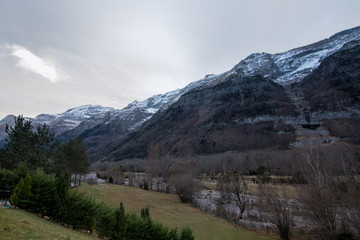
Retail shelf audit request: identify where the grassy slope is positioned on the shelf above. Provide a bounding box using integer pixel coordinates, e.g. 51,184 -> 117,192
0,207 -> 99,240
78,183 -> 273,240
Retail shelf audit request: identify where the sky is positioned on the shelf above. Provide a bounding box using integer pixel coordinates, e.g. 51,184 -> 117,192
0,0 -> 359,119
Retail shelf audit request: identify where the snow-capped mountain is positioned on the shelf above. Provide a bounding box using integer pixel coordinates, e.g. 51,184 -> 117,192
102,26 -> 360,160
183,26 -> 360,91
1,26 -> 360,161
110,88 -> 182,130
0,105 -> 115,145
34,105 -> 115,130
151,27 -> 360,113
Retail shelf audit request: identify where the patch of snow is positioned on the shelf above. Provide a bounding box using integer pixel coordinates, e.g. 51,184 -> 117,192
146,108 -> 158,114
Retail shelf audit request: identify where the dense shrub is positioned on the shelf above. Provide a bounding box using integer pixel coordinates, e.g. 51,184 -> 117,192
9,173 -> 31,208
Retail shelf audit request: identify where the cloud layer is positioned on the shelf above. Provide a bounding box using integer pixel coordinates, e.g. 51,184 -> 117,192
8,44 -> 59,83
0,1 -> 359,119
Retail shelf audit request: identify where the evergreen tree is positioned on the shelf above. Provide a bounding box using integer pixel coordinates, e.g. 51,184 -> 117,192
180,227 -> 194,240
10,173 -> 32,208
141,207 -> 150,218
1,115 -> 55,170
168,229 -> 179,240
27,169 -> 57,216
96,206 -> 116,238
109,176 -> 114,184
3,116 -> 34,169
8,163 -> 29,187
60,137 -> 89,185
32,124 -> 56,170
111,202 -> 126,240
9,177 -> 24,207
53,171 -> 70,221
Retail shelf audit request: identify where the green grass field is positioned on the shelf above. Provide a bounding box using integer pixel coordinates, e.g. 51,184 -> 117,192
78,183 -> 273,240
0,207 -> 99,240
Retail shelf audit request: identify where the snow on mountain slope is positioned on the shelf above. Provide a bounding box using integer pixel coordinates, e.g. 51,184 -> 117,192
272,27 -> 360,84
168,26 -> 358,98
124,89 -> 181,115
103,89 -> 182,130
0,105 -> 115,143
1,26 -> 359,146
156,27 -> 359,113
32,105 -> 115,130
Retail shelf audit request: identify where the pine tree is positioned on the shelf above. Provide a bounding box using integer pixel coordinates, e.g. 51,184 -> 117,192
112,202 -> 126,239
28,169 -> 57,217
3,116 -> 34,169
141,207 -> 150,218
53,171 -> 70,221
10,173 -> 32,208
9,177 -> 23,206
2,115 -> 55,170
32,124 -> 56,170
180,227 -> 194,240
60,137 -> 89,185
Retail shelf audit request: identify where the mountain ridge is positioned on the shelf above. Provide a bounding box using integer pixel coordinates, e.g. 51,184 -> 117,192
1,26 -> 360,161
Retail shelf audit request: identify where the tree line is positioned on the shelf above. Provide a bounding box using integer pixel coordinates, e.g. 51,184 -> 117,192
0,115 -> 89,178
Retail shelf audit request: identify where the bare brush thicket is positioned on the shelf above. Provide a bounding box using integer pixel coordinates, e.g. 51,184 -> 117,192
109,166 -> 124,184
146,142 -> 199,202
299,144 -> 360,240
258,185 -> 295,240
217,157 -> 251,220
169,173 -> 199,203
146,142 -> 171,191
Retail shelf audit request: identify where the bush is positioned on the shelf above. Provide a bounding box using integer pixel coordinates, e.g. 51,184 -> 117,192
181,226 -> 195,240
10,173 -> 32,208
0,168 -> 14,188
170,173 -> 199,203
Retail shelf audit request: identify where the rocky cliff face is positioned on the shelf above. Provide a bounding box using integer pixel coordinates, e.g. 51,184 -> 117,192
105,75 -> 298,160
102,27 -> 360,161
302,42 -> 360,112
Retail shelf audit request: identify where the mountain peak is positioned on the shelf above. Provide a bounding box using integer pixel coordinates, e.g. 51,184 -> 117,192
229,25 -> 360,85
1,26 -> 360,160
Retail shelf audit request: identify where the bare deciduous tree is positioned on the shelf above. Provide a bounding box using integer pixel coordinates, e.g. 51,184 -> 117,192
218,169 -> 250,220
300,146 -> 340,239
258,185 -> 294,240
169,173 -> 199,203
299,145 -> 360,240
217,157 -> 251,220
146,142 -> 170,191
108,166 -> 124,184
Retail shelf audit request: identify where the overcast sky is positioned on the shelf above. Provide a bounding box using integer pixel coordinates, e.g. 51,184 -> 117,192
0,0 -> 359,119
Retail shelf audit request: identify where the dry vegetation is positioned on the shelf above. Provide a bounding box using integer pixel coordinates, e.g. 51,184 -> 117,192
90,141 -> 360,240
